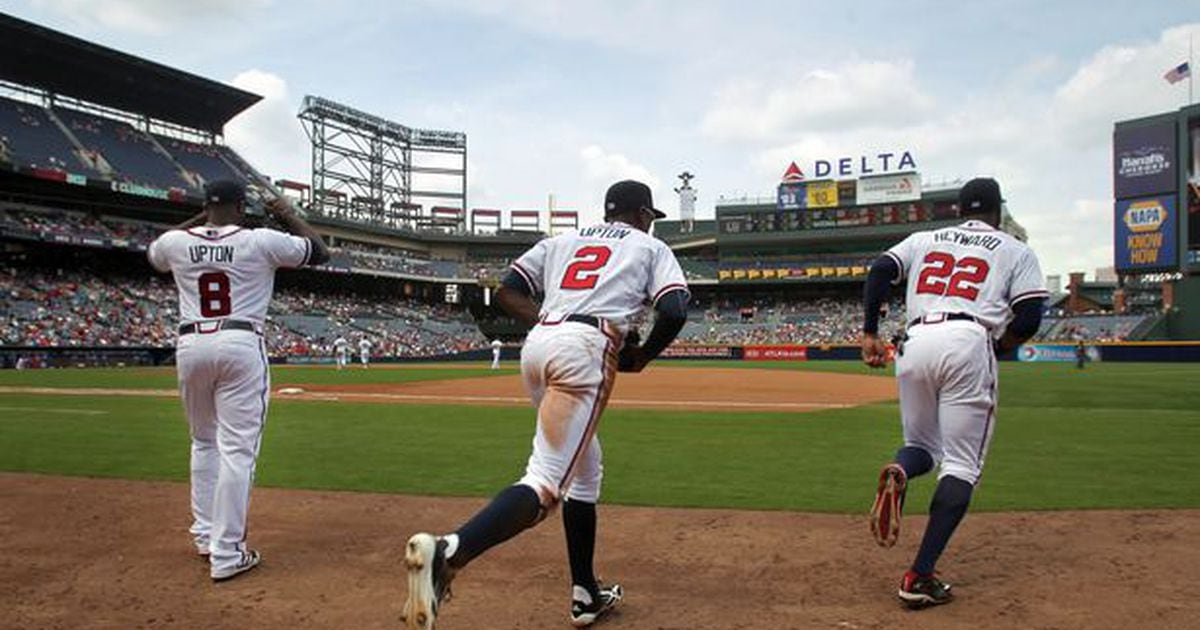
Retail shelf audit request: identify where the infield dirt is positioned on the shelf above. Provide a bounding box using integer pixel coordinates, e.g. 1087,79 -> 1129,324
3,473 -> 1196,630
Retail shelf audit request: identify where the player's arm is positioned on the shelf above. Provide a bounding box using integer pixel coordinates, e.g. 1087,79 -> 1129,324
172,210 -> 208,230
620,288 -> 689,373
495,270 -> 541,329
994,297 -> 1045,354
264,197 -> 330,266
860,253 -> 902,368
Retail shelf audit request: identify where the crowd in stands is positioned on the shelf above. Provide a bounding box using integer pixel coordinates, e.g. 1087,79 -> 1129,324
675,296 -> 905,346
0,206 -> 159,246
0,267 -> 488,358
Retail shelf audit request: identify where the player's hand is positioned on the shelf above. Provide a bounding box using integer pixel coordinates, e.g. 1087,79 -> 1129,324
264,197 -> 294,218
618,344 -> 649,373
860,333 -> 889,369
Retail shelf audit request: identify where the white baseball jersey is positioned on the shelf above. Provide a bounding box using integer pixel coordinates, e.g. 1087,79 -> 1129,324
334,337 -> 349,352
509,221 -> 688,331
491,339 -> 503,352
148,225 -> 312,325
359,339 -> 372,353
885,220 -> 1048,331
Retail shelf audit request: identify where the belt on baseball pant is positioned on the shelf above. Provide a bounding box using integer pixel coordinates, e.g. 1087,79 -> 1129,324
178,319 -> 262,335
907,312 -> 979,329
539,314 -> 603,330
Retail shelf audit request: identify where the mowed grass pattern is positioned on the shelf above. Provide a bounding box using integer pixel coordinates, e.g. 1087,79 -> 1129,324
0,362 -> 1197,512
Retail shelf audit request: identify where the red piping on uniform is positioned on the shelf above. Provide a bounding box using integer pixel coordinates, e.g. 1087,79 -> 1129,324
652,283 -> 689,305
510,263 -> 536,293
1009,289 -> 1050,305
557,337 -> 618,494
186,227 -> 244,241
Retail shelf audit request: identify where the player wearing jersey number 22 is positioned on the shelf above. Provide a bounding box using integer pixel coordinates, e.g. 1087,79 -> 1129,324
861,178 -> 1049,608
148,181 -> 329,582
401,180 -> 690,629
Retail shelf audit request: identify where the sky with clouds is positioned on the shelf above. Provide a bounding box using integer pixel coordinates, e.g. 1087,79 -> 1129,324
5,0 -> 1200,278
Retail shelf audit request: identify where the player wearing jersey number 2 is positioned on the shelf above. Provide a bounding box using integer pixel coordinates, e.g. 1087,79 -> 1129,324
861,178 -> 1048,608
402,180 -> 690,629
148,181 -> 329,581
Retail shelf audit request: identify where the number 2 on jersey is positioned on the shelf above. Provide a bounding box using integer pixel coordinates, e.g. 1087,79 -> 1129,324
198,271 -> 232,317
560,246 -> 612,290
915,252 -> 990,301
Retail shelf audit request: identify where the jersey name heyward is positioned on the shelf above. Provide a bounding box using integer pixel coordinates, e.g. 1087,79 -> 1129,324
932,231 -> 1003,251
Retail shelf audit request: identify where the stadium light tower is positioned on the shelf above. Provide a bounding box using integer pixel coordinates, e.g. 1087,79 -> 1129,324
298,95 -> 467,231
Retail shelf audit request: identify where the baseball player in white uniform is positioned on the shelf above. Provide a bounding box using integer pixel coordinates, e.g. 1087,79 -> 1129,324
403,180 -> 690,629
358,337 -> 372,368
861,178 -> 1048,608
148,181 -> 329,582
333,335 -> 350,370
490,338 -> 503,369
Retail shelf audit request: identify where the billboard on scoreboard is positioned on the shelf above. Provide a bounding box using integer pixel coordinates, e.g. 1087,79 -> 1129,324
806,180 -> 838,208
1113,120 -> 1176,199
777,182 -> 806,210
1114,195 -> 1178,273
857,172 -> 921,204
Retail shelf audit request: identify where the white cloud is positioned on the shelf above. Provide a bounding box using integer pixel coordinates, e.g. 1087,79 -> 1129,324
579,144 -> 660,190
223,69 -> 309,183
701,60 -> 936,142
1051,23 -> 1200,149
30,0 -> 270,35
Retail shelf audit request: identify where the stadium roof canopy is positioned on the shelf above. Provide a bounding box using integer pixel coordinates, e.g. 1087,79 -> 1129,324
0,13 -> 261,133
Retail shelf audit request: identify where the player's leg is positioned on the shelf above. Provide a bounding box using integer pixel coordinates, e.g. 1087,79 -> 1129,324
176,336 -> 219,556
563,436 -> 622,626
903,324 -> 994,607
872,330 -> 940,547
208,332 -> 270,580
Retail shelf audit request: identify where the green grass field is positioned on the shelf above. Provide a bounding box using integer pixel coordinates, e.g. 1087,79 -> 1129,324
1,361 -> 1197,513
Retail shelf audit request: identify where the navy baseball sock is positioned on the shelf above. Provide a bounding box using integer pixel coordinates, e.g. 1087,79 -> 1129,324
562,498 -> 598,590
895,446 -> 934,479
912,475 -> 974,576
449,484 -> 542,569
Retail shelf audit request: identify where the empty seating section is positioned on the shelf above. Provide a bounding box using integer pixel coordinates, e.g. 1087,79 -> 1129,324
55,108 -> 188,189
0,97 -> 85,171
156,135 -> 246,186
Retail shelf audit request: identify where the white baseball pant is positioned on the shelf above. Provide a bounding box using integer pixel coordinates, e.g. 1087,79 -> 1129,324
175,328 -> 270,577
896,320 -> 997,485
517,320 -> 620,506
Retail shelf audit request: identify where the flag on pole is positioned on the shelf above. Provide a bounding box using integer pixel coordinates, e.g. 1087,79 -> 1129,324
1164,61 -> 1190,84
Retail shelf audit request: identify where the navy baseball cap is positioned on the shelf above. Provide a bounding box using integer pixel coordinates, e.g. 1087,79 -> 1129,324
605,180 -> 666,220
205,179 -> 247,205
958,177 -> 1003,216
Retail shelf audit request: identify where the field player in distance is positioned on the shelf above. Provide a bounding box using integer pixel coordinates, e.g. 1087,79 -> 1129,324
148,180 -> 329,581
861,177 -> 1048,608
402,180 -> 691,629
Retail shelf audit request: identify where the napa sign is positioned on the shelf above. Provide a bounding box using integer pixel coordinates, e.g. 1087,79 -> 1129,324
787,151 -> 917,180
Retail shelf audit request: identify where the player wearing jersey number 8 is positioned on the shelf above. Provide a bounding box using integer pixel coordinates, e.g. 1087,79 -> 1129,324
148,181 -> 329,582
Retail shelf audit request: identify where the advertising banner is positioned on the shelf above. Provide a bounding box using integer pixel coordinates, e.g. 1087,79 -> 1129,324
777,182 -> 806,210
856,172 -> 922,204
1113,121 -> 1176,198
1017,344 -> 1100,363
806,180 -> 839,208
1114,195 -> 1179,272
743,345 -> 808,361
660,345 -> 735,359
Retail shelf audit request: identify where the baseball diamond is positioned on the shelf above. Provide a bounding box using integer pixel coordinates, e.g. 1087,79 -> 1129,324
1,8 -> 1200,630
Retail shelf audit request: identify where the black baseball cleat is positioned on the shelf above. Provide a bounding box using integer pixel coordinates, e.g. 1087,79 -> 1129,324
898,570 -> 953,609
570,582 -> 623,627
402,533 -> 457,630
871,463 -> 907,547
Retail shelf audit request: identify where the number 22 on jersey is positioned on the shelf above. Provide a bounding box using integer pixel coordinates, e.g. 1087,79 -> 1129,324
915,252 -> 990,301
560,246 -> 612,290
